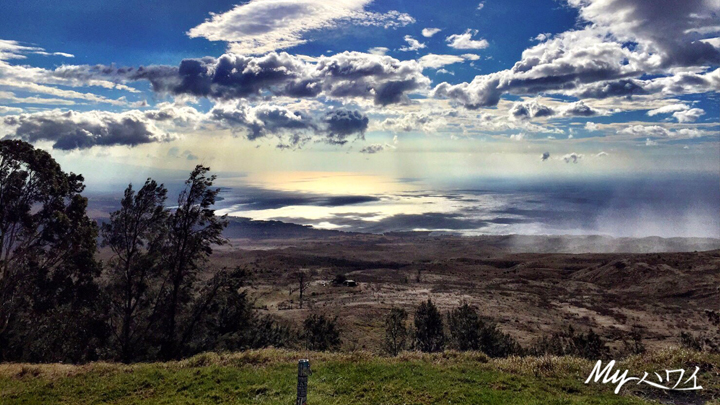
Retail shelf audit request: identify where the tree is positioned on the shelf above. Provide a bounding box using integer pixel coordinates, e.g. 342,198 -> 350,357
413,299 -> 445,353
101,179 -> 168,362
447,303 -> 481,351
0,140 -> 105,362
303,314 -> 341,351
383,307 -> 408,356
157,165 -> 228,360
292,270 -> 311,309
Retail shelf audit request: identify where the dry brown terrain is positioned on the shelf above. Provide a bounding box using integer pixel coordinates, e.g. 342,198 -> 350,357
206,233 -> 720,353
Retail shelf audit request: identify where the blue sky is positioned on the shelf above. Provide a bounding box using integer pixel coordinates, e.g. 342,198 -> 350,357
1,0 -> 719,236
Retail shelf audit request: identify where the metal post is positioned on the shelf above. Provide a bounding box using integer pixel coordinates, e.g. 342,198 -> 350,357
296,359 -> 311,405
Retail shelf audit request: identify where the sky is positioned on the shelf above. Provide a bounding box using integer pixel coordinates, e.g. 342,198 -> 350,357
1,0 -> 719,237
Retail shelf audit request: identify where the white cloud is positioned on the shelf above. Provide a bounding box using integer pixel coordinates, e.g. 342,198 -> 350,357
461,53 -> 480,61
418,54 -> 464,69
509,133 -> 526,141
673,108 -> 705,123
585,122 -> 599,131
399,35 -> 426,52
647,103 -> 689,116
645,138 -> 658,146
477,2 -> 485,10
368,47 -> 389,55
187,0 -> 414,54
446,29 -> 489,50
0,105 -> 23,114
422,28 -> 442,38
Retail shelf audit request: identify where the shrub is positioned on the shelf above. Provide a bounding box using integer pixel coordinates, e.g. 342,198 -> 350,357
531,326 -> 610,359
447,303 -> 481,351
413,299 -> 445,353
303,314 -> 341,351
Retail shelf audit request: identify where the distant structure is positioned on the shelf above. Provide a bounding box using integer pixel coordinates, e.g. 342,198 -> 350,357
343,280 -> 358,287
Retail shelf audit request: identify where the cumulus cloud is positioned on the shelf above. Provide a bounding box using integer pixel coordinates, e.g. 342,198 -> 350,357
379,112 -> 442,133
359,143 -> 387,153
432,0 -> 720,109
509,99 -> 555,120
560,100 -> 606,117
446,29 -> 489,50
399,35 -> 426,52
509,133 -> 526,141
672,108 -> 705,123
422,28 -> 442,38
324,109 -> 369,144
209,102 -> 367,146
619,124 -> 671,138
56,51 -> 430,106
477,2 -> 485,10
567,0 -> 720,68
585,122 -> 599,131
533,33 -> 552,42
186,0 -> 415,54
210,101 -> 316,141
562,152 -> 583,163
645,138 -> 658,146
3,109 -> 172,150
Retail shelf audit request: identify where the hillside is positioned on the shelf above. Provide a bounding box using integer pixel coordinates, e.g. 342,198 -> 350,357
2,349 -> 718,404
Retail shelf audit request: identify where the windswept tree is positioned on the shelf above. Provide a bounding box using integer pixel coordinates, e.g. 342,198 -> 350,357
157,165 -> 228,360
0,140 -> 105,362
101,179 -> 168,362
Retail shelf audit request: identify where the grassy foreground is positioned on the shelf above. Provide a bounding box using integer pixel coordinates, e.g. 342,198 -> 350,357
1,349 -> 718,404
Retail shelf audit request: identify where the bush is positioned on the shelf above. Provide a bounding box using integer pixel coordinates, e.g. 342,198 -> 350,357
531,326 -> 610,359
447,303 -> 481,351
303,314 -> 341,351
332,274 -> 347,286
413,299 -> 445,353
384,307 -> 408,356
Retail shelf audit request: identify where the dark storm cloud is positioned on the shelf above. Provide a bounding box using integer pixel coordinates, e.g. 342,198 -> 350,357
54,51 -> 429,106
324,109 -> 369,144
3,110 -> 169,150
209,103 -> 368,145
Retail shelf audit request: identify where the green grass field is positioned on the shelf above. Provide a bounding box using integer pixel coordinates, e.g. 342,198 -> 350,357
1,349 -> 717,404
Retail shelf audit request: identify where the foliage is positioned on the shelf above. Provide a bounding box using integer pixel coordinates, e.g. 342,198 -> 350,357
531,326 -> 610,360
447,303 -> 522,357
0,140 -> 106,363
302,314 -> 341,351
101,179 -> 168,362
413,299 -> 445,353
